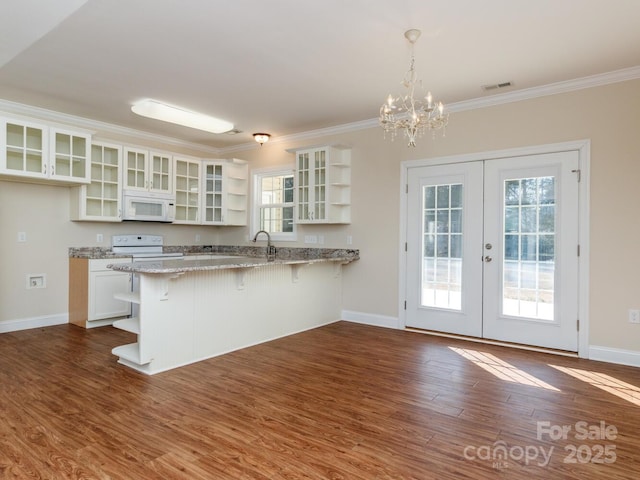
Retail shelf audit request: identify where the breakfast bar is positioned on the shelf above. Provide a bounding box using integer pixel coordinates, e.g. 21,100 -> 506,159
107,248 -> 358,374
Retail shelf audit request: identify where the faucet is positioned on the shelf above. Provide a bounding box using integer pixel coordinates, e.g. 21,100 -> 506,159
252,230 -> 276,260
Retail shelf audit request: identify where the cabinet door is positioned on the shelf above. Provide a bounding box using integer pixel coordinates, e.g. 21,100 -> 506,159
296,148 -> 327,223
50,128 -> 90,183
123,147 -> 148,190
0,119 -> 48,179
149,151 -> 172,193
89,270 -> 132,321
203,162 -> 224,224
174,157 -> 201,223
297,151 -> 311,222
77,142 -> 122,221
312,149 -> 327,221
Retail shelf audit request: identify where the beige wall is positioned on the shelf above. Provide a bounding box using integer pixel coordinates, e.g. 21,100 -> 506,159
1,79 -> 639,354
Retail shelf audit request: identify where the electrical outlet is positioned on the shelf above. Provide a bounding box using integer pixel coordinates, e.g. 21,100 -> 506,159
17,232 -> 26,243
346,235 -> 353,245
96,233 -> 104,243
304,235 -> 318,244
318,235 -> 325,245
195,234 -> 201,242
629,309 -> 640,324
26,274 -> 46,289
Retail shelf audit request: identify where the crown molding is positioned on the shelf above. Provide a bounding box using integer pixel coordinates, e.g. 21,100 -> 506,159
0,99 -> 223,155
447,65 -> 640,113
2,66 -> 639,156
221,66 -> 640,154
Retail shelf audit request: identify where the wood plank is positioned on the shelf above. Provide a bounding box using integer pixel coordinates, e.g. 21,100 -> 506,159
0,321 -> 639,478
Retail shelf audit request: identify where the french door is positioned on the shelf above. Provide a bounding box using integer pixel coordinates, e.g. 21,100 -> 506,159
405,151 -> 580,351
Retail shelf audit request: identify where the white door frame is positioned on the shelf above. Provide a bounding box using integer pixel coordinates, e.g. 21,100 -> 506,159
399,140 -> 590,358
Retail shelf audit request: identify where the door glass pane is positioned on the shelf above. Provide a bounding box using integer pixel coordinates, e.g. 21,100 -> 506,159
421,183 -> 463,310
502,176 -> 555,320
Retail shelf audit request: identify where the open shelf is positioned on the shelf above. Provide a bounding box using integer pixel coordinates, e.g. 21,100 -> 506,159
113,291 -> 140,304
113,317 -> 140,334
112,343 -> 149,365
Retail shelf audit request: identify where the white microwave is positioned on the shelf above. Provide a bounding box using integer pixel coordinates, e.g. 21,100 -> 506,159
122,190 -> 176,222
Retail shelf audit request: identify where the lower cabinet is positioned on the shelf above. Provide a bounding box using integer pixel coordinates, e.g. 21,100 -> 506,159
69,257 -> 132,328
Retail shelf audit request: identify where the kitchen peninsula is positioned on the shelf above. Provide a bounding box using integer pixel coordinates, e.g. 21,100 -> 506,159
105,247 -> 358,374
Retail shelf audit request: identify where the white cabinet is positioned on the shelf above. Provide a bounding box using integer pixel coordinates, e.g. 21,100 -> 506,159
0,117 -> 91,184
50,127 -> 91,183
172,158 -> 248,225
1,118 -> 47,179
90,259 -> 132,321
123,147 -> 172,194
69,257 -> 132,328
202,159 -> 248,225
174,156 -> 201,224
70,142 -> 123,221
295,146 -> 351,224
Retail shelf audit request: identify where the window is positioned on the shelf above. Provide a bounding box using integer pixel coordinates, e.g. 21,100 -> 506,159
252,167 -> 296,241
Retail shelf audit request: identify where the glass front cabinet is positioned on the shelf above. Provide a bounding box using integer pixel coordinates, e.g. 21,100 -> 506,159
71,142 -> 123,221
174,156 -> 201,224
295,146 -> 351,224
173,157 -> 248,226
202,159 -> 248,226
1,117 -> 91,184
123,147 -> 172,194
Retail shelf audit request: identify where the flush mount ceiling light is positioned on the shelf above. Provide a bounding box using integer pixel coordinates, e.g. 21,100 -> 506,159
379,29 -> 448,147
253,133 -> 271,146
131,99 -> 233,134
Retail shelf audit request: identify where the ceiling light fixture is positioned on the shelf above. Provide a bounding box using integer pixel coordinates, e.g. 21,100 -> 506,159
379,29 -> 448,147
253,133 -> 271,146
131,99 -> 234,134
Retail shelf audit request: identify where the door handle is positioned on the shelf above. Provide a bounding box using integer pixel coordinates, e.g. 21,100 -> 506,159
484,255 -> 493,262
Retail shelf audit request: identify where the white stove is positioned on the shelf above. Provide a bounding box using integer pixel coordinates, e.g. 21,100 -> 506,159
112,234 -> 183,260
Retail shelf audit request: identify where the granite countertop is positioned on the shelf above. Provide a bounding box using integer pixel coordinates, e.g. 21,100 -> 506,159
69,245 -> 359,273
108,252 -> 358,274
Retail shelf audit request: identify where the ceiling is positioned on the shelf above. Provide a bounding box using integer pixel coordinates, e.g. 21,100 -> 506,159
1,0 -> 640,150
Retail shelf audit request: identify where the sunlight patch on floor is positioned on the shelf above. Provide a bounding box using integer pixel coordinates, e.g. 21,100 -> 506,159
450,346 -> 560,391
549,365 -> 640,406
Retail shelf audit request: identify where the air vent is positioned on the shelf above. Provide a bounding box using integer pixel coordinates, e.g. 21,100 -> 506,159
481,81 -> 513,92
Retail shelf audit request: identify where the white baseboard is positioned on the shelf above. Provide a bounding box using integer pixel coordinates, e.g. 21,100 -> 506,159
588,345 -> 640,368
341,311 -> 640,369
341,310 -> 400,329
0,313 -> 68,333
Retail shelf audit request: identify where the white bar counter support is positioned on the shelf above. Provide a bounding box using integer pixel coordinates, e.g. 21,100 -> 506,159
112,261 -> 345,374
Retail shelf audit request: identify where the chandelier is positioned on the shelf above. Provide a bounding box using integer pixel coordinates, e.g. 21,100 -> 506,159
379,29 -> 448,147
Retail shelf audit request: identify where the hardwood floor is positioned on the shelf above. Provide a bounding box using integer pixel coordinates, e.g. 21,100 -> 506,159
1,321 -> 639,479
